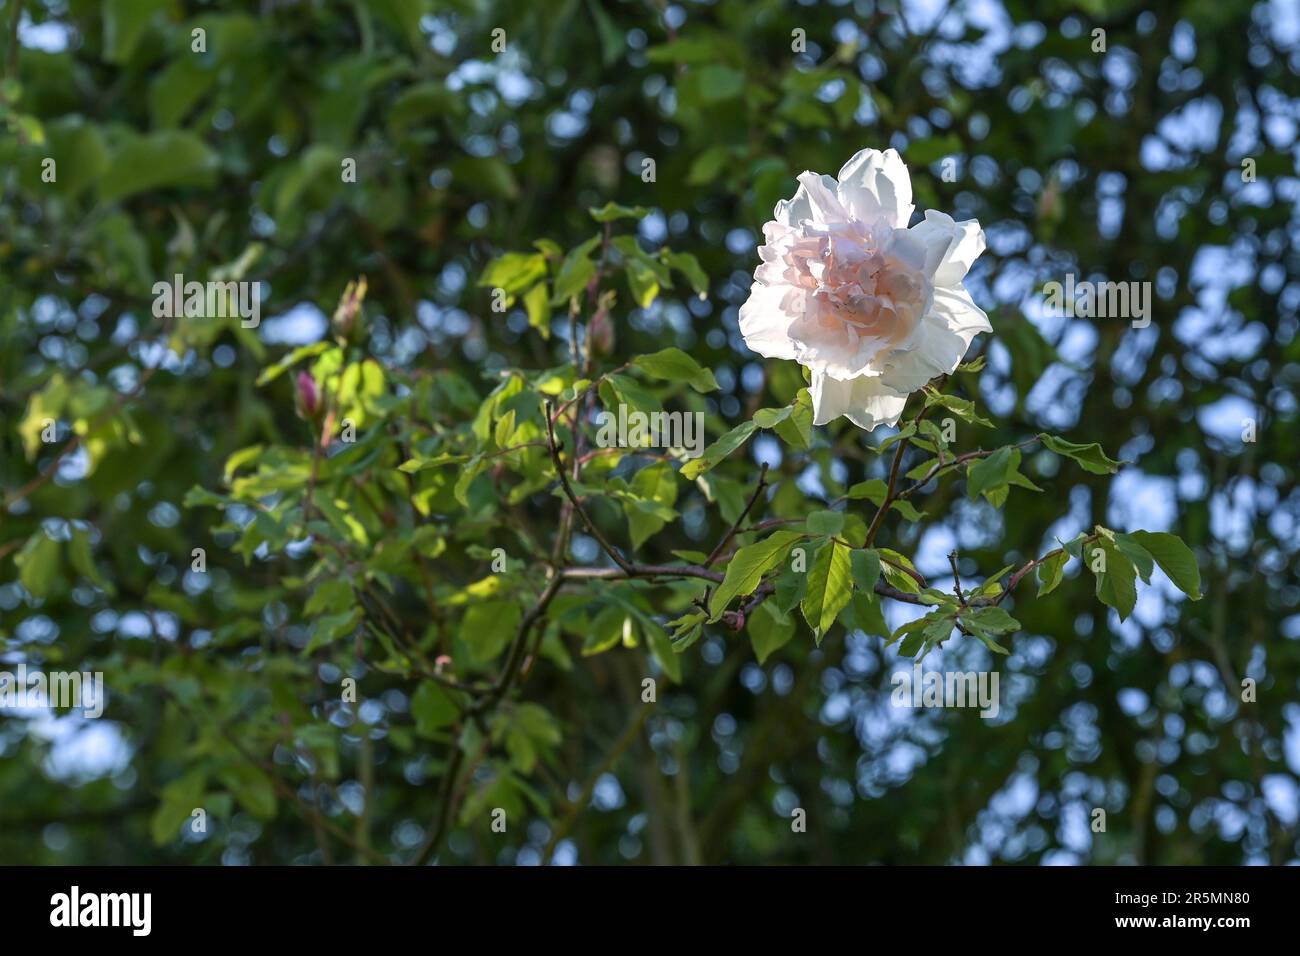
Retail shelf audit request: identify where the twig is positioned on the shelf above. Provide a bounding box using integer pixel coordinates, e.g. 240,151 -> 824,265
949,551 -> 966,606
862,427 -> 913,548
704,462 -> 769,567
544,400 -> 633,573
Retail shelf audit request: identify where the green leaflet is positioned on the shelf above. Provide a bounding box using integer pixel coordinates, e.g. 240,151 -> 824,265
708,530 -> 804,621
1126,530 -> 1202,600
681,421 -> 758,480
800,538 -> 853,644
749,602 -> 796,664
1036,550 -> 1069,596
1040,434 -> 1122,475
1089,539 -> 1137,621
632,347 -> 718,392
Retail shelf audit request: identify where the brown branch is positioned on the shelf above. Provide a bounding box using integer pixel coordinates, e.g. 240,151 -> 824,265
895,437 -> 1041,501
705,462 -> 769,567
949,551 -> 966,606
862,428 -> 913,548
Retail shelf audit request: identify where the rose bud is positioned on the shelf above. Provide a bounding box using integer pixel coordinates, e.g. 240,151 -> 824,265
333,275 -> 367,343
295,370 -> 322,420
588,302 -> 615,358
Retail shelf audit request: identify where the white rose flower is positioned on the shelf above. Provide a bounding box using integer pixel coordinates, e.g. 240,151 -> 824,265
739,147 -> 990,430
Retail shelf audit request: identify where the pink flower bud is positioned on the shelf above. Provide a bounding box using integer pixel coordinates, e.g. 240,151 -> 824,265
295,371 -> 321,419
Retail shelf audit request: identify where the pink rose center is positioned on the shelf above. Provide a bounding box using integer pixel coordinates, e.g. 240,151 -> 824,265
796,223 -> 929,358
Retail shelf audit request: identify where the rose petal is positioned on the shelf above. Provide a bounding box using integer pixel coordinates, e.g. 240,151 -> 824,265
739,280 -> 800,360
774,171 -> 846,227
877,286 -> 991,393
836,148 -> 915,229
811,371 -> 909,430
907,210 -> 986,287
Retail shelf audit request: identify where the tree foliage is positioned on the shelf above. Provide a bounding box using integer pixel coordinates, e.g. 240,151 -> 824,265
1,0 -> 1297,865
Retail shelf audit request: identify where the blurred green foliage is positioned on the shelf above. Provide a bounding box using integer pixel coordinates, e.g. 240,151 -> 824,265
1,0 -> 1297,865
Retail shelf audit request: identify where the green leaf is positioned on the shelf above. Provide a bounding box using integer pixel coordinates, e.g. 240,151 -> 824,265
1127,531 -> 1202,600
890,610 -> 956,659
1089,540 -> 1137,621
306,607 -> 362,652
1113,533 -> 1155,583
151,772 -> 205,845
971,632 -> 1011,655
850,548 -> 882,595
749,602 -> 796,664
632,347 -> 719,392
967,446 -> 1015,500
891,499 -> 926,522
1040,434 -> 1122,475
411,682 -> 459,737
962,605 -> 1020,635
589,202 -> 650,222
843,590 -> 887,637
708,530 -> 803,620
645,37 -> 722,63
219,764 -> 278,821
771,563 -> 807,615
478,252 -> 547,296
1036,550 -> 1069,596
100,131 -> 220,204
103,0 -> 169,63
805,510 -> 844,536
753,404 -> 793,428
800,539 -> 853,644
256,342 -> 332,386
878,549 -> 922,595
687,144 -> 732,185
523,282 -> 551,338
463,601 -> 523,664
878,423 -> 917,452
771,389 -> 813,449
662,249 -> 709,296
67,527 -> 111,592
623,461 -> 679,548
695,65 -> 746,101
681,421 -> 757,480
845,479 -> 887,503
667,611 -> 706,652
552,236 -> 601,302
625,257 -> 660,308
923,388 -> 992,427
15,532 -> 61,599
648,626 -> 683,682
581,607 -> 627,656
304,579 -> 353,616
